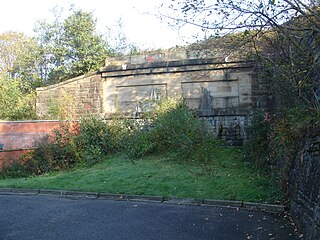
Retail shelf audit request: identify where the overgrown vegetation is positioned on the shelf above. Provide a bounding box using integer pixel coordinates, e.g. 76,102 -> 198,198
124,98 -> 217,161
0,98 -> 219,177
0,97 -> 285,203
164,0 -> 320,194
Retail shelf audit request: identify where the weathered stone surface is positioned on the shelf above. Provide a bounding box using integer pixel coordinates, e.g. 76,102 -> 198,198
36,74 -> 102,118
289,136 -> 320,240
36,53 -> 264,144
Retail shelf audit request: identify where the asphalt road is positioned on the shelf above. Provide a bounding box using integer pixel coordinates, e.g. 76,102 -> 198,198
0,194 -> 298,240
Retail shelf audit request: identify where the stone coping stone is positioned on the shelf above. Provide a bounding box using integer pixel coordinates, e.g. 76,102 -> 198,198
0,188 -> 285,213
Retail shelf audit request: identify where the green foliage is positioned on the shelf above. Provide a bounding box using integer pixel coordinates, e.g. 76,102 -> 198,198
21,124 -> 79,175
0,74 -> 37,120
0,99 -> 220,177
0,161 -> 29,179
47,93 -> 77,120
125,128 -> 155,159
0,31 -> 43,91
245,105 -> 319,189
34,7 -> 111,83
244,111 -> 274,170
123,97 -> 218,161
151,98 -> 207,153
106,118 -> 133,152
76,116 -> 114,165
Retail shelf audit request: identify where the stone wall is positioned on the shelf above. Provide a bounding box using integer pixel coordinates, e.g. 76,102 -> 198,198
100,59 -> 254,118
201,115 -> 252,145
36,51 -> 260,144
36,73 -> 103,118
288,136 -> 320,240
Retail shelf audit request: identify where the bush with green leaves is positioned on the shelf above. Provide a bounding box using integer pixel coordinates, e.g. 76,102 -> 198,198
0,161 -> 29,179
244,105 -> 320,190
106,117 -> 133,152
151,98 -> 207,153
124,127 -> 155,159
124,97 -> 218,162
0,75 -> 37,120
76,116 -> 114,165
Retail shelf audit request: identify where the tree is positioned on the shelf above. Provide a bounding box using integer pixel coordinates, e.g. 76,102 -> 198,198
0,31 -> 43,92
0,31 -> 24,74
162,0 -> 320,34
0,73 -> 36,120
34,7 -> 111,83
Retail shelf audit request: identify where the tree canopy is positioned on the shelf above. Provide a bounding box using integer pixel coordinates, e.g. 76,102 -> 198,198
34,8 -> 111,83
0,7 -> 115,120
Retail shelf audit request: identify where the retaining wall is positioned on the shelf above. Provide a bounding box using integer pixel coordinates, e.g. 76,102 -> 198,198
36,51 -> 262,144
0,121 -> 78,168
288,136 -> 320,240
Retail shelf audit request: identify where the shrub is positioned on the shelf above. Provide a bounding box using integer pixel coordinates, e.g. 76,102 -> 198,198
0,161 -> 29,179
106,117 -> 133,152
243,111 -> 274,170
124,127 -> 155,159
47,93 -> 77,120
244,105 -> 320,191
76,116 -> 113,165
151,98 -> 207,154
123,97 -> 217,162
23,123 -> 79,175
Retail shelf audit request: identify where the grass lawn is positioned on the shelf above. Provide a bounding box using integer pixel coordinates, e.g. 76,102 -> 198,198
0,147 -> 283,203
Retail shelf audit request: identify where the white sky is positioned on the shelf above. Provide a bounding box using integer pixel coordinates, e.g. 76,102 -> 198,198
0,0 -> 200,49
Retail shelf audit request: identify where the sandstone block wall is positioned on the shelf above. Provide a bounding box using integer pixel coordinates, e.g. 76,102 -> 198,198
36,51 -> 261,144
100,59 -> 254,118
36,73 -> 103,118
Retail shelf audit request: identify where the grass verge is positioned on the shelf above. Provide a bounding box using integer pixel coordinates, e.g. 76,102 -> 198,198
0,147 -> 283,203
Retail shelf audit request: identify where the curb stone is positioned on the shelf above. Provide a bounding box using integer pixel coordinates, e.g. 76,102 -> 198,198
242,201 -> 285,212
203,199 -> 242,207
98,193 -> 163,202
63,191 -> 99,199
0,188 -> 285,213
98,193 -> 126,200
39,189 -> 67,195
164,196 -> 204,205
0,188 -> 39,195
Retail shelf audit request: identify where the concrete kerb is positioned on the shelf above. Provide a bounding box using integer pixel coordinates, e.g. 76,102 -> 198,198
164,196 -> 204,206
0,188 -> 39,195
0,188 -> 285,213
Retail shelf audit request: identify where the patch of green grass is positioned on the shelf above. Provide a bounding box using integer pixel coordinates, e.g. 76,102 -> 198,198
0,147 -> 283,203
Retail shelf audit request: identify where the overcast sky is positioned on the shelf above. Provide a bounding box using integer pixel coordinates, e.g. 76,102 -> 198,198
0,0 -> 200,49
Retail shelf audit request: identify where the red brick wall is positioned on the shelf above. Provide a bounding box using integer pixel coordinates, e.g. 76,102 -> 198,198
0,120 -> 78,168
0,149 -> 31,168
